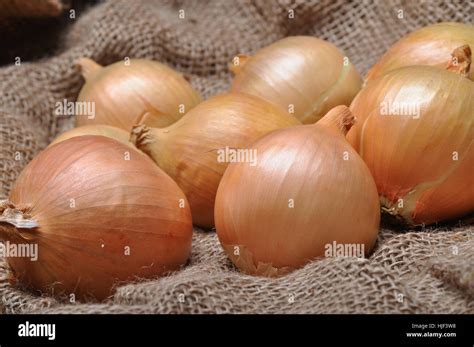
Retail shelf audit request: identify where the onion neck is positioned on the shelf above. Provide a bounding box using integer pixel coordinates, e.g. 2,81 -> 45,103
315,105 -> 355,137
130,124 -> 166,163
76,57 -> 103,81
0,200 -> 38,241
229,54 -> 250,75
446,44 -> 471,77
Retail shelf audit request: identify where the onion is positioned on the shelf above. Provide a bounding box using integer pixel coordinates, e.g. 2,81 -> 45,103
75,58 -> 202,131
0,136 -> 193,300
366,22 -> 474,81
50,125 -> 131,147
131,93 -> 301,228
347,59 -> 473,225
215,106 -> 380,276
230,36 -> 362,124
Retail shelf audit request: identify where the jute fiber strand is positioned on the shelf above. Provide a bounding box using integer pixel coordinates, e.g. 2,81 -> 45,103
0,0 -> 473,314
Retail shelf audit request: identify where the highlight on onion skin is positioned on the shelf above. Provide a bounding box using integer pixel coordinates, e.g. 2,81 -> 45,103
347,63 -> 473,226
75,58 -> 202,131
131,93 -> 301,228
366,22 -> 474,81
215,106 -> 380,276
230,36 -> 362,124
0,136 -> 193,300
50,125 -> 132,147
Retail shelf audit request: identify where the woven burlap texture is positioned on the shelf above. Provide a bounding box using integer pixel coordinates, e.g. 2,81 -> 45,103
0,0 -> 473,314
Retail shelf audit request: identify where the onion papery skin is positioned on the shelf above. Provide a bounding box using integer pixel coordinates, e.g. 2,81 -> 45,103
366,22 -> 474,81
347,66 -> 473,225
215,106 -> 380,276
75,58 -> 202,131
131,93 -> 301,228
3,136 -> 193,300
230,36 -> 362,124
50,125 -> 131,147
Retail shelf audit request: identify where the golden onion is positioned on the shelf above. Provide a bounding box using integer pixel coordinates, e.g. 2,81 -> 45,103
0,136 -> 192,300
230,36 -> 362,124
75,58 -> 201,131
367,22 -> 474,81
215,106 -> 380,276
131,93 -> 300,228
348,63 -> 473,225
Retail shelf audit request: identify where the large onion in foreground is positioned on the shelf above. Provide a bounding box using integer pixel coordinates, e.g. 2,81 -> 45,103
348,64 -> 473,225
0,136 -> 193,300
230,36 -> 362,124
215,106 -> 380,276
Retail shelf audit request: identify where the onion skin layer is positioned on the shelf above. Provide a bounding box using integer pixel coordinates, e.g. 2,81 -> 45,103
50,125 -> 132,147
75,58 -> 202,131
215,106 -> 380,276
366,22 -> 474,81
231,36 -> 362,124
348,66 -> 473,225
2,136 -> 193,300
131,93 -> 301,228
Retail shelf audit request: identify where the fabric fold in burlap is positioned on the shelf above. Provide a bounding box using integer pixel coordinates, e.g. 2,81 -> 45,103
0,0 -> 473,313
430,239 -> 474,298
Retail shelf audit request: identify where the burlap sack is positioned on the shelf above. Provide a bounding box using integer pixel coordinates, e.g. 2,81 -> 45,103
0,0 -> 472,314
